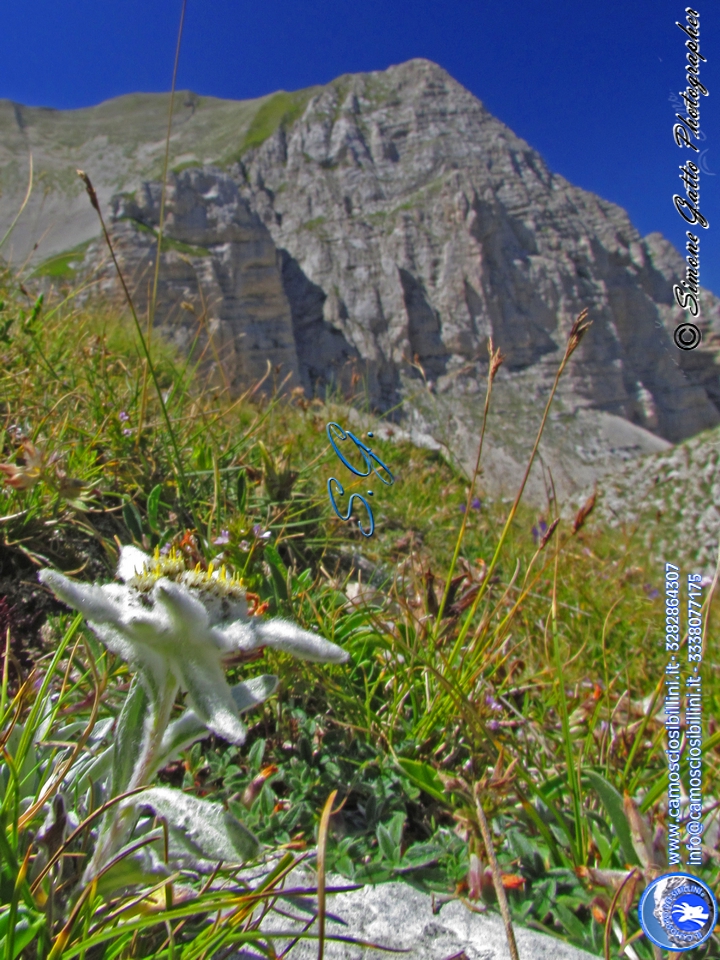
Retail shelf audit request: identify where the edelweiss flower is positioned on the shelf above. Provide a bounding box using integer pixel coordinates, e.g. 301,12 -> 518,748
39,545 -> 348,747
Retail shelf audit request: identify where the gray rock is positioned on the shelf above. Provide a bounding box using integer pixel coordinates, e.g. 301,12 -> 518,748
241,872 -> 598,960
81,168 -> 303,394
235,58 -> 720,444
599,421 -> 720,571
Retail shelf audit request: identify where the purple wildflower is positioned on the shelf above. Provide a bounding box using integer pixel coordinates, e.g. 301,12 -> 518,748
471,497 -> 482,510
459,504 -> 466,513
643,584 -> 660,599
532,519 -> 548,544
485,693 -> 503,712
122,428 -> 132,437
212,530 -> 230,546
252,524 -> 271,540
119,411 -> 130,422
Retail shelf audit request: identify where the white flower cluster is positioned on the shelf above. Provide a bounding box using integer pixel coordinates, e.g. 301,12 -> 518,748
38,545 -> 348,883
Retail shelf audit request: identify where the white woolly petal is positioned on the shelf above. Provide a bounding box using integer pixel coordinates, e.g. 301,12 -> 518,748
173,655 -> 248,745
117,545 -> 151,582
197,592 -> 248,627
152,580 -> 213,641
39,570 -> 125,626
215,620 -> 262,652
254,619 -> 349,663
88,622 -> 170,698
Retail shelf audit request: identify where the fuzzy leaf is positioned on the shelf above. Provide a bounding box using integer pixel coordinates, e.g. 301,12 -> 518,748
229,675 -> 279,713
94,843 -> 172,898
111,677 -> 150,797
155,676 -> 278,770
376,822 -> 398,862
63,743 -> 114,792
124,787 -> 259,867
387,811 -> 405,847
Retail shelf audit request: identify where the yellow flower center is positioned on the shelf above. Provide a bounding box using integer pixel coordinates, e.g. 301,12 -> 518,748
128,547 -> 247,601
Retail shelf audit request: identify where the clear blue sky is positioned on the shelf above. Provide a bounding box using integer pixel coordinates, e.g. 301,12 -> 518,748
1,0 -> 718,294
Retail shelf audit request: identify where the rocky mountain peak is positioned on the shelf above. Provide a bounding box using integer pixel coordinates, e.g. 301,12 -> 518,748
225,58 -> 720,443
6,58 -> 720,504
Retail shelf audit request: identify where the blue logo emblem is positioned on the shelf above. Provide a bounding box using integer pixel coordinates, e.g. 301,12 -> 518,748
325,423 -> 395,537
638,873 -> 717,950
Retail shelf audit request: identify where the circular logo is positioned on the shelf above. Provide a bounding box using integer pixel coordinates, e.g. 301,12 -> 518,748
674,322 -> 702,351
639,873 -> 718,950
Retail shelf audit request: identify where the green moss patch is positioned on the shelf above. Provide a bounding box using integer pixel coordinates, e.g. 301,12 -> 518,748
238,89 -> 315,155
29,239 -> 93,280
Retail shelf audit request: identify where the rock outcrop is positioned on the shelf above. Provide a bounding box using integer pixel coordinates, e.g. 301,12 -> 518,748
84,170 -> 304,394
230,59 -> 720,443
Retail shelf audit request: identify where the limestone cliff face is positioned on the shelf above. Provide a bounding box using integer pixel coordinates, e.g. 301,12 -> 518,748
85,169 -> 302,394
70,58 -> 720,470
229,58 -> 720,443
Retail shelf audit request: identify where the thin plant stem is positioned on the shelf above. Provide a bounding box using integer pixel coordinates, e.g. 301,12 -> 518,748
417,311 -> 591,740
75,170 -> 204,541
316,789 -> 338,960
452,311 -> 591,659
0,627 -> 10,724
550,521 -> 584,865
433,338 -> 501,631
138,0 -> 188,439
0,153 -> 32,253
474,787 -> 520,960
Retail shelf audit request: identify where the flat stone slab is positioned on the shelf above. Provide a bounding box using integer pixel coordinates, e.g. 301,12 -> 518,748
240,873 -> 599,960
